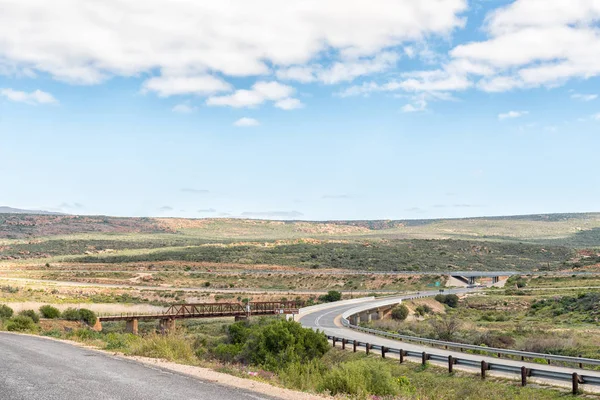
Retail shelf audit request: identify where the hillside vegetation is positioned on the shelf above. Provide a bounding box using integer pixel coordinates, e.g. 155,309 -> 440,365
1,213 -> 599,273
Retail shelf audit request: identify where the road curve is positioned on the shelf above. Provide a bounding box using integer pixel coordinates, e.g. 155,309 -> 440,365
0,333 -> 277,400
298,291 -> 600,390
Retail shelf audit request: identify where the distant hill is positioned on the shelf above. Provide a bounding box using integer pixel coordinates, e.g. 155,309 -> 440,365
0,212 -> 599,247
0,206 -> 64,215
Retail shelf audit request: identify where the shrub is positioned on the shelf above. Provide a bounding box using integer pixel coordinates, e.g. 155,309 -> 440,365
415,304 -> 433,316
0,304 -> 14,319
18,309 -> 40,323
279,359 -> 327,391
69,328 -> 101,341
127,334 -> 196,363
215,318 -> 329,371
39,305 -> 61,319
62,307 -> 81,321
435,294 -> 459,308
391,304 -> 409,321
6,316 -> 38,332
319,358 -> 399,397
78,309 -> 97,326
62,308 -> 97,325
318,290 -> 342,303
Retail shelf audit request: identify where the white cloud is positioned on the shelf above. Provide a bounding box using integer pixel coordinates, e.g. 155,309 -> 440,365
0,88 -> 58,105
498,110 -> 528,120
233,117 -> 260,127
0,0 -> 467,96
278,51 -> 400,85
571,93 -> 598,102
172,103 -> 197,113
593,113 -> 600,121
142,75 -> 232,97
275,98 -> 304,110
208,81 -> 298,109
401,97 -> 427,113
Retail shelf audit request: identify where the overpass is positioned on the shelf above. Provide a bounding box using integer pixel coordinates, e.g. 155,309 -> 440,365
446,271 -> 516,286
95,301 -> 301,334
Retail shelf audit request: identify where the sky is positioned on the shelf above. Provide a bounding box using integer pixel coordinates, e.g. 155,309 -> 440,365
1,0 -> 600,220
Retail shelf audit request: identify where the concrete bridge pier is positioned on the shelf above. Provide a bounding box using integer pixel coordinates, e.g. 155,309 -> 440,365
492,276 -> 499,284
468,276 -> 476,285
360,312 -> 371,323
92,318 -> 103,332
125,319 -> 139,335
158,318 -> 176,334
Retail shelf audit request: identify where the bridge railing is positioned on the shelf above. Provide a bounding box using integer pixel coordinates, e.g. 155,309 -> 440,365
98,300 -> 303,320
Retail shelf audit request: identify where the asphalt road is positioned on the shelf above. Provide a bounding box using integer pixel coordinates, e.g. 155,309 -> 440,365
0,333 -> 277,400
298,292 -> 600,389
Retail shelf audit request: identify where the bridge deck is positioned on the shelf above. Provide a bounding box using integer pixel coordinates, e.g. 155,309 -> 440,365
98,301 -> 301,322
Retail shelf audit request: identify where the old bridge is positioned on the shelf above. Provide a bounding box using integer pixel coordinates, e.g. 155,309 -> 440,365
94,301 -> 301,335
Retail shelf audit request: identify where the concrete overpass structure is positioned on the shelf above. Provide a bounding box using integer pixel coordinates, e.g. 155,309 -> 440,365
446,271 -> 516,287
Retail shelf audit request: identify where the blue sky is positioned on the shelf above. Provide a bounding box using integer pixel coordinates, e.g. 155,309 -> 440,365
1,0 -> 599,220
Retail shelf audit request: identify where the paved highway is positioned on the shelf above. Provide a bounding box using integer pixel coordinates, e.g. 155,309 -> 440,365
0,333 -> 277,400
298,292 -> 600,390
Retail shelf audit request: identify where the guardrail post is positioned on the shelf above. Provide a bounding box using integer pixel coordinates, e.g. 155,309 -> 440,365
332,337 -> 336,348
521,355 -> 525,361
353,341 -> 357,353
422,352 -> 428,365
572,373 -> 579,395
366,343 -> 370,355
520,367 -> 527,386
448,355 -> 453,373
342,338 -> 346,350
579,355 -> 583,369
381,346 -> 386,358
399,349 -> 404,364
481,361 -> 487,379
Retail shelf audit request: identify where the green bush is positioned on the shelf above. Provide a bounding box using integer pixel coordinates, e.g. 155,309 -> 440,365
435,294 -> 459,308
415,304 -> 433,316
318,290 -> 342,303
391,304 -> 409,321
214,318 -> 329,371
18,309 -> 40,323
0,304 -> 14,319
279,359 -> 327,391
319,358 -> 399,397
6,316 -> 38,332
61,308 -> 97,325
39,305 -> 61,319
62,307 -> 81,321
78,309 -> 97,326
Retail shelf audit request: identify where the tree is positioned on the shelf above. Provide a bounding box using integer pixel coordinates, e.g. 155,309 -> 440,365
444,294 -> 459,308
391,304 -> 409,321
429,315 -> 462,341
319,290 -> 342,303
0,304 -> 14,319
6,316 -> 37,332
18,309 -> 40,323
39,305 -> 61,319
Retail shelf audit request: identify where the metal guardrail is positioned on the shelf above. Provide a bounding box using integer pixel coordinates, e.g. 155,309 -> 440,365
340,291 -> 600,369
327,335 -> 596,394
341,322 -> 600,368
